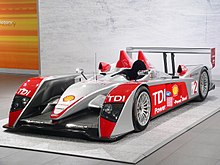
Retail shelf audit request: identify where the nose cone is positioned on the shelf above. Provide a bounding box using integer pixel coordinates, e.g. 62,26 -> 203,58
51,81 -> 114,119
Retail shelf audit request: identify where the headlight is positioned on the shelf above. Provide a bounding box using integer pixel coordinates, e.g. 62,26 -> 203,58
22,97 -> 30,105
102,104 -> 113,114
101,103 -> 124,122
11,95 -> 30,112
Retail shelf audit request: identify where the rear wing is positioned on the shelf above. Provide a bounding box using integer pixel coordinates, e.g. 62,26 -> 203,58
126,47 -> 216,76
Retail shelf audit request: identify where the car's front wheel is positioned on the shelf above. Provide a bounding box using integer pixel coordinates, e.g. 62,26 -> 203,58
132,86 -> 151,132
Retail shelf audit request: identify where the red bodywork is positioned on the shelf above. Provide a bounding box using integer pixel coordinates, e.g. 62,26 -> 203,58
116,50 -> 133,68
16,77 -> 44,98
100,83 -> 141,138
99,62 -> 111,72
138,51 -> 153,69
8,77 -> 44,127
149,82 -> 188,117
177,65 -> 188,76
100,81 -> 189,138
211,48 -> 215,68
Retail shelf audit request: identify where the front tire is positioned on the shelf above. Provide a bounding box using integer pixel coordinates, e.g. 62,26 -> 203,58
196,67 -> 209,101
132,86 -> 151,132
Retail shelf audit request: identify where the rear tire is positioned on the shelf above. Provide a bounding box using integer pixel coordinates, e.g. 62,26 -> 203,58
196,67 -> 209,101
132,86 -> 151,132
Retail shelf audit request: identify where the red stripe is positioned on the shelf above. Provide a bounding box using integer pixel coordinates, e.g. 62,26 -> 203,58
16,77 -> 44,98
8,110 -> 22,127
99,117 -> 116,138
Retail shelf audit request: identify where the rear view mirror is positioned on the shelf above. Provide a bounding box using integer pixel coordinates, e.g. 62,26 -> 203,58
76,68 -> 84,74
76,68 -> 87,80
99,62 -> 111,72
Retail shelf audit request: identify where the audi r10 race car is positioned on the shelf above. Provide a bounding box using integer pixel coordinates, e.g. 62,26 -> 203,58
3,47 -> 216,141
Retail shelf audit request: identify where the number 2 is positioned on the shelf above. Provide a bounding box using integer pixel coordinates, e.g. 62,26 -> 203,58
191,80 -> 198,95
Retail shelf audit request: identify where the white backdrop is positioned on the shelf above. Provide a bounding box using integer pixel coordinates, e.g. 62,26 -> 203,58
39,0 -> 220,79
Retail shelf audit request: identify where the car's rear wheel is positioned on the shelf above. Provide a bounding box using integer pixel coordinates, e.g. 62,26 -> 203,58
132,86 -> 151,132
196,68 -> 209,101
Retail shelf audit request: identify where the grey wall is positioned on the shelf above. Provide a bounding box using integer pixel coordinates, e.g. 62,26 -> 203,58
39,0 -> 220,79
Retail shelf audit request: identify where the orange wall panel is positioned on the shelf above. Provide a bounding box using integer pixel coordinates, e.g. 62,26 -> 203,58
0,0 -> 38,70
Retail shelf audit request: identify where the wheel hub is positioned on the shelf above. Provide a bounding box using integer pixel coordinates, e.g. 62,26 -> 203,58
136,92 -> 151,126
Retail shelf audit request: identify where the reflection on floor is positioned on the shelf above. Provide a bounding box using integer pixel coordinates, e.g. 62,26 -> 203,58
0,74 -> 220,165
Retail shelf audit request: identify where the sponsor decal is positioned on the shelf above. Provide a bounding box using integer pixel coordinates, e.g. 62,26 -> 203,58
155,105 -> 166,114
167,97 -> 173,107
149,82 -> 189,117
174,99 -> 181,104
174,95 -> 188,105
51,97 -> 83,119
182,96 -> 187,101
105,83 -> 140,104
152,89 -> 166,105
172,84 -> 179,97
191,80 -> 198,95
166,91 -> 173,107
17,88 -> 31,96
63,95 -> 75,102
166,91 -> 172,97
106,95 -> 126,102
152,89 -> 167,115
15,77 -> 44,98
149,85 -> 167,117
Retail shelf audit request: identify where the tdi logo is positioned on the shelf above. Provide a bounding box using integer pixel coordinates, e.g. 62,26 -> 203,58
17,88 -> 31,96
152,89 -> 166,105
107,95 -> 126,102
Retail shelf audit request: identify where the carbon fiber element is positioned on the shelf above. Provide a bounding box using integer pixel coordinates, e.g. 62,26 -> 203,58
18,109 -> 101,139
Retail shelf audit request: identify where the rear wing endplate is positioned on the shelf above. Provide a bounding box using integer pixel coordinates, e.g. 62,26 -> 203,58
126,47 -> 216,75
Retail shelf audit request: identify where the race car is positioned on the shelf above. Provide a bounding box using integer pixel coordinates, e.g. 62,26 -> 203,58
3,47 -> 216,141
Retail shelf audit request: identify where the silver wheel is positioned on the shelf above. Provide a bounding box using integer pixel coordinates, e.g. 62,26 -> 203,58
200,71 -> 209,98
136,91 -> 151,126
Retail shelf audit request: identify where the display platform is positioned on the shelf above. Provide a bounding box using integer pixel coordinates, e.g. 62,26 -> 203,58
0,88 -> 220,164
